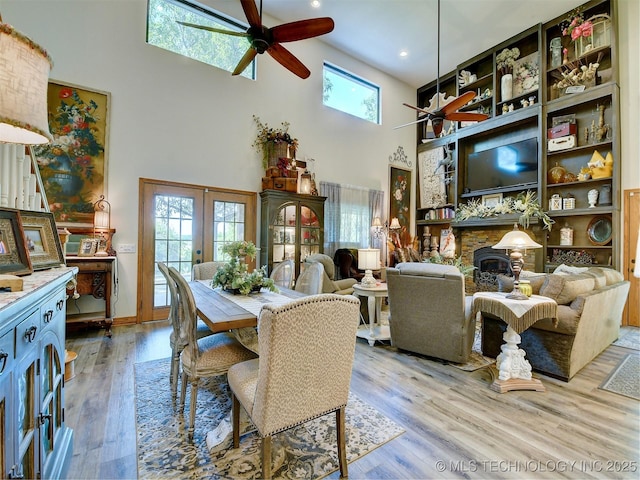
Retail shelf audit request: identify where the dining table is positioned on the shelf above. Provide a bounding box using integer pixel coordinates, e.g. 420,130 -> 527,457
189,280 -> 305,333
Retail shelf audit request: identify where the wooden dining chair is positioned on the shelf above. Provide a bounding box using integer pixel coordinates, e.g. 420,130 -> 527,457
269,259 -> 295,289
293,261 -> 324,295
167,266 -> 258,438
158,262 -> 216,402
228,294 -> 361,479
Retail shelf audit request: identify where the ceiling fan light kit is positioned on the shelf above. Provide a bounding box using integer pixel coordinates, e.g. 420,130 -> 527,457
179,0 -> 334,79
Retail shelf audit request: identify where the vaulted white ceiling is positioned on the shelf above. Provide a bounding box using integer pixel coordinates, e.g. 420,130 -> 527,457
202,0 -> 587,88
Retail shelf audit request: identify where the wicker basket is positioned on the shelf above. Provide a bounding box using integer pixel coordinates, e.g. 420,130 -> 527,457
266,142 -> 290,167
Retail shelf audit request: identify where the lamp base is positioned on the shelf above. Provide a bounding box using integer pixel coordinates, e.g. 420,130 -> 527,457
506,289 -> 530,301
360,270 -> 377,288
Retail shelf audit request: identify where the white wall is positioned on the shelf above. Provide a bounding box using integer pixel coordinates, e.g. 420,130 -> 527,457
3,0 -> 638,320
2,0 -> 416,320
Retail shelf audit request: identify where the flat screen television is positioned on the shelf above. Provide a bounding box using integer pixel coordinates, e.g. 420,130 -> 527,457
465,138 -> 538,194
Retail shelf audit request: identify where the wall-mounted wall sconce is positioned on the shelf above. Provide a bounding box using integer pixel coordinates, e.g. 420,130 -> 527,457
0,19 -> 53,144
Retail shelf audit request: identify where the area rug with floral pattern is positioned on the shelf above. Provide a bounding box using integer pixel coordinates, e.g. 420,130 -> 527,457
135,358 -> 404,479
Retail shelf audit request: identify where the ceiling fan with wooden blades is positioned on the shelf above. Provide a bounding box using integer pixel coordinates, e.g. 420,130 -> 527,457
395,0 -> 488,137
177,0 -> 334,79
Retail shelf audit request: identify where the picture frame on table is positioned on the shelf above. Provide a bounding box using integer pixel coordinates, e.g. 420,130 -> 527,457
19,210 -> 65,270
0,208 -> 33,276
481,193 -> 503,208
77,237 -> 97,257
33,80 -> 110,227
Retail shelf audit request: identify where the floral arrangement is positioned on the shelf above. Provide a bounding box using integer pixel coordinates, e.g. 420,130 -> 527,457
561,8 -> 593,41
211,241 -> 277,295
496,47 -> 520,75
455,191 -> 554,230
252,115 -> 298,169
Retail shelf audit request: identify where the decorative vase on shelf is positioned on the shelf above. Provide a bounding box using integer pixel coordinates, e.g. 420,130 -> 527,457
501,73 -> 513,102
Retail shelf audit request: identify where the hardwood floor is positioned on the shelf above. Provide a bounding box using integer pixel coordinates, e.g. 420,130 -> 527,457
64,322 -> 639,479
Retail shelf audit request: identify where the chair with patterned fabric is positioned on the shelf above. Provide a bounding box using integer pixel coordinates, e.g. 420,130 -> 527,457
228,294 -> 361,480
167,266 -> 258,438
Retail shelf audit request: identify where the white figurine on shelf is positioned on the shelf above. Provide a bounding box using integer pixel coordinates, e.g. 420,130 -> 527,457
588,188 -> 599,208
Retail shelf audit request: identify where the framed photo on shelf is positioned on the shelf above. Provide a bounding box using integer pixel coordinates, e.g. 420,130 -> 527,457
33,80 -> 110,227
0,208 -> 33,276
482,193 -> 503,208
77,237 -> 97,257
19,211 -> 65,270
389,166 -> 412,232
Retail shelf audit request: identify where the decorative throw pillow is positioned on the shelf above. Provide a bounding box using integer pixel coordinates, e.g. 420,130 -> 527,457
553,263 -> 589,275
497,272 -> 546,294
588,267 -> 623,285
584,268 -> 607,289
539,273 -> 596,305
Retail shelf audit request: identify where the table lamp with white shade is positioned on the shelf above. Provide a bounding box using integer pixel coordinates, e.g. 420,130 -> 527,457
358,248 -> 380,287
492,224 -> 542,300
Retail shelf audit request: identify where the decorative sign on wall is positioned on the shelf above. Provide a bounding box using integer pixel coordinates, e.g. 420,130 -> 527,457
33,81 -> 110,226
388,146 -> 412,168
418,147 -> 447,209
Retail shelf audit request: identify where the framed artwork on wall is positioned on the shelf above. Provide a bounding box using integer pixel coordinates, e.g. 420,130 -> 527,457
19,210 -> 65,270
0,208 -> 33,276
389,166 -> 412,233
33,80 -> 110,227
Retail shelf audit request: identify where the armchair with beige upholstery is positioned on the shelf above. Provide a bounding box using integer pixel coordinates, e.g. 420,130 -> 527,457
386,262 -> 475,363
228,294 -> 361,479
304,253 -> 357,294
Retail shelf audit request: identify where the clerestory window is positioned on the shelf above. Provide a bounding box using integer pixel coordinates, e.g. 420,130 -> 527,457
147,0 -> 255,79
323,62 -> 380,124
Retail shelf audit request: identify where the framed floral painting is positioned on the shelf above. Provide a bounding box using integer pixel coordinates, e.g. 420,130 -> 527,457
389,166 -> 412,233
33,80 -> 110,226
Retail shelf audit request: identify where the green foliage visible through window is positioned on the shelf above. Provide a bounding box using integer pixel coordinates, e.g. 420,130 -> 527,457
147,0 -> 255,79
323,62 -> 380,124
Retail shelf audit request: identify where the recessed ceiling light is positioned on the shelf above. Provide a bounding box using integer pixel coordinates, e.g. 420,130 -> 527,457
310,0 -> 321,8
399,50 -> 409,57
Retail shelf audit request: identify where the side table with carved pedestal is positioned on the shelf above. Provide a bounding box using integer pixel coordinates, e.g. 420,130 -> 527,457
472,291 -> 558,393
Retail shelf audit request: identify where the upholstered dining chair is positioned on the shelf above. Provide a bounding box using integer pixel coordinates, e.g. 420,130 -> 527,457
227,294 -> 361,480
167,266 -> 258,437
158,262 -> 216,402
191,261 -> 225,281
269,259 -> 294,289
293,261 -> 324,295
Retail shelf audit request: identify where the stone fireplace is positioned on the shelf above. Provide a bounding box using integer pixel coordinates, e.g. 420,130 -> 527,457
459,225 -> 542,293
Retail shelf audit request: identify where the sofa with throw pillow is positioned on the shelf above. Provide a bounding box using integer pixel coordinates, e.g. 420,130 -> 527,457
481,265 -> 630,381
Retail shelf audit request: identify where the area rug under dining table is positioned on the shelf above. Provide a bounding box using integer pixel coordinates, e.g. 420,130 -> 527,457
135,357 -> 404,479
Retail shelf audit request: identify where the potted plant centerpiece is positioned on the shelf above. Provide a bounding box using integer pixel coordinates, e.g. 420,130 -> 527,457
211,240 -> 277,295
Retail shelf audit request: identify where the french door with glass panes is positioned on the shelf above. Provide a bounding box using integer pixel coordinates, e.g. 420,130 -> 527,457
138,179 -> 256,322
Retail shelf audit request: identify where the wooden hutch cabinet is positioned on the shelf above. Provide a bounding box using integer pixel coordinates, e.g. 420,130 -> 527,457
414,0 -> 619,273
259,190 -> 326,279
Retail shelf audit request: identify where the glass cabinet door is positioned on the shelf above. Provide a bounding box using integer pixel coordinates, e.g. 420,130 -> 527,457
299,205 -> 321,261
272,204 -> 297,265
16,351 -> 38,480
40,341 -> 63,474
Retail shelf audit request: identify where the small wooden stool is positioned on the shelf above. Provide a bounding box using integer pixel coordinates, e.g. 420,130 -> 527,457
65,350 -> 78,381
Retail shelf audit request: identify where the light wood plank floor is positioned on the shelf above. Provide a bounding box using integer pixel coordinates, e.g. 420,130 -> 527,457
64,322 -> 640,479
